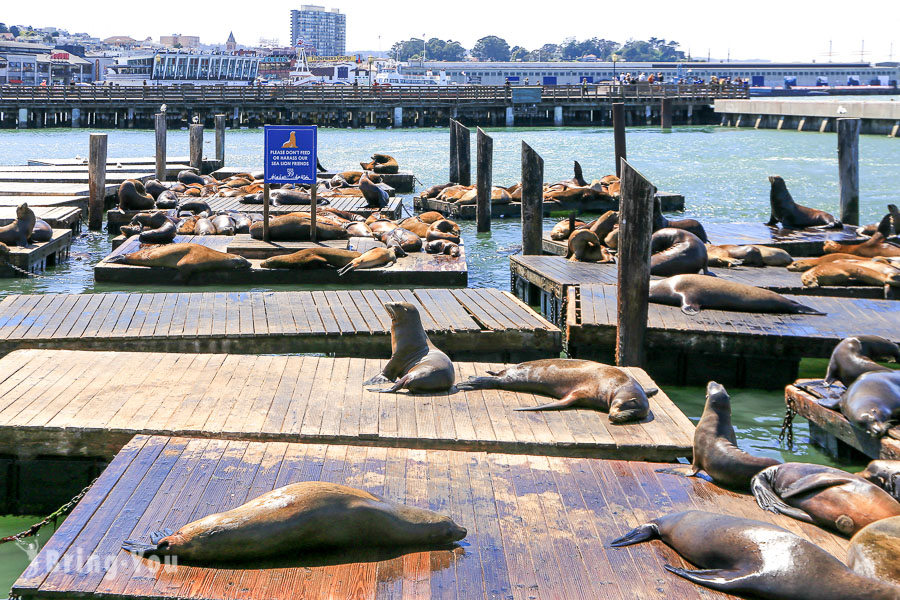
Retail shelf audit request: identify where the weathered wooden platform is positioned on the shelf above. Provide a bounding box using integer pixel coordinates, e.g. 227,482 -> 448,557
0,172 -> 152,185
204,195 -> 403,220
0,164 -> 194,180
0,182 -> 117,199
0,206 -> 82,231
0,351 -> 686,460
13,434 -> 848,600
0,230 -> 72,277
542,222 -> 866,256
417,191 -> 685,220
29,156 -> 189,167
318,170 -> 415,193
786,381 -> 900,460
96,235 -> 467,286
0,194 -> 89,210
0,288 -> 558,359
511,255 -> 897,325
566,284 -> 900,388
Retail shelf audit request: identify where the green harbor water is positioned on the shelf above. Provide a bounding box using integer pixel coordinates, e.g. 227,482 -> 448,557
0,122 -> 898,593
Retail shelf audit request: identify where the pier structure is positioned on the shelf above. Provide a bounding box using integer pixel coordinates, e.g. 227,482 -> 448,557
716,99 -> 900,136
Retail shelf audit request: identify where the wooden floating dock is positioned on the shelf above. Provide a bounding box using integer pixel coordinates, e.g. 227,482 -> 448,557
0,182 -> 118,199
211,167 -> 416,194
0,230 -> 72,277
203,195 -> 403,219
0,288 -> 558,358
417,191 -> 685,220
0,194 -> 89,210
786,381 -> 900,460
0,206 -> 82,231
0,350 -> 685,461
565,284 -> 900,388
511,255 -> 897,325
0,164 -> 195,180
96,234 -> 467,287
13,434 -> 848,600
0,172 -> 153,185
29,155 -> 220,174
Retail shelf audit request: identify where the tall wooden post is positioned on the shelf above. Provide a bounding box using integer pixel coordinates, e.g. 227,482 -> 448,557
615,159 -> 656,368
88,133 -> 107,231
262,183 -> 270,243
660,97 -> 673,129
612,103 -> 626,178
154,112 -> 166,181
310,181 -> 317,243
457,121 -> 471,186
449,119 -> 459,183
476,127 -> 493,232
189,124 -> 203,172
521,142 -> 544,255
215,114 -> 226,165
837,118 -> 860,226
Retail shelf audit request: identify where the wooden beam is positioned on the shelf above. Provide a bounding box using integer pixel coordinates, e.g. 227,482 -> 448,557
615,159 -> 656,367
215,114 -> 226,164
612,103 -> 626,177
87,133 -> 106,231
476,127 -> 493,232
449,119 -> 459,183
154,113 -> 166,181
189,124 -> 203,171
457,120 -> 471,186
660,98 -> 673,129
837,118 -> 860,226
521,142 -> 544,255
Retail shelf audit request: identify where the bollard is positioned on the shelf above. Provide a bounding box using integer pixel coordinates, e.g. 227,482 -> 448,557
476,127 -> 493,232
215,114 -> 226,165
154,112 -> 166,181
612,103 -> 627,177
449,119 -> 459,183
837,118 -> 860,226
189,124 -> 203,172
457,121 -> 471,186
88,133 -> 107,231
521,142 -> 544,255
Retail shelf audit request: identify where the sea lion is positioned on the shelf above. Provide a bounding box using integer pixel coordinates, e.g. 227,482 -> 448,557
211,214 -> 236,236
454,186 -> 512,205
194,218 -> 215,236
649,274 -> 825,315
117,180 -> 155,211
346,222 -> 373,237
751,462 -> 900,535
177,199 -> 211,215
859,460 -> 900,501
30,219 -> 52,243
788,253 -> 863,272
766,175 -> 841,228
457,359 -> 655,423
544,186 -> 610,204
563,160 -> 588,187
260,248 -> 361,270
363,302 -> 455,393
604,227 -> 618,249
398,216 -> 431,238
143,179 -> 168,199
369,219 -> 399,236
138,219 -> 177,244
824,232 -> 900,258
425,239 -> 460,256
337,246 -> 406,276
802,260 -> 900,288
418,211 -> 445,225
155,190 -> 178,209
824,335 -> 900,387
708,244 -> 765,266
176,216 -> 198,235
661,381 -> 780,489
551,218 -> 586,240
587,210 -> 618,243
610,510 -> 900,599
751,245 -> 793,266
566,230 -> 612,263
418,183 -> 453,199
847,516 -> 900,586
177,170 -> 205,186
249,214 -> 349,241
652,197 -> 708,242
107,243 -> 250,282
233,214 -> 252,234
876,204 -> 900,239
705,245 -> 748,268
359,174 -> 388,208
650,228 -> 709,276
273,189 -> 330,206
123,481 -> 466,561
840,371 -> 900,437
241,192 -> 280,206
360,153 -> 399,174
426,220 -> 461,244
0,203 -> 35,247
380,227 -> 423,253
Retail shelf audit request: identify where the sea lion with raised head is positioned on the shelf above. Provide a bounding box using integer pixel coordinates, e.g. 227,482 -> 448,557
876,204 -> 900,238
766,175 -> 841,228
751,462 -> 900,536
359,174 -> 389,208
847,516 -> 900,587
588,210 -> 618,242
652,196 -> 708,242
649,274 -> 825,315
107,243 -> 251,282
840,371 -> 900,438
260,248 -> 361,270
0,203 -> 35,247
650,228 -> 709,276
563,160 -> 588,187
337,246 -> 406,276
363,301 -> 455,393
117,180 -> 155,211
360,153 -> 400,174
143,179 -> 168,199
457,359 -> 655,423
610,510 -> 900,599
824,335 -> 900,387
566,229 -> 612,263
860,460 -> 900,501
123,481 -> 466,562
824,232 -> 900,258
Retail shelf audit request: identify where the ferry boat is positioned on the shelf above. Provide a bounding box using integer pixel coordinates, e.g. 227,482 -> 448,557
373,62 -> 448,86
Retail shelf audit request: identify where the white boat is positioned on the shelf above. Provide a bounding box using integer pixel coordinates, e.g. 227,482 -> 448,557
288,48 -> 320,86
374,62 -> 447,86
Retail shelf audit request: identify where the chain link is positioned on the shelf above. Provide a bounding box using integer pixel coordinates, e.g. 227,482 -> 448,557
0,256 -> 45,278
0,477 -> 97,545
779,396 -> 796,450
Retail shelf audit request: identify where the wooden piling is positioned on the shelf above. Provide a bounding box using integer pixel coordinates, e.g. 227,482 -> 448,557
615,159 -> 656,367
837,118 -> 860,226
660,98 -> 673,129
189,124 -> 203,171
476,127 -> 493,232
449,119 -> 459,183
310,180 -> 317,243
262,183 -> 270,243
457,121 -> 471,186
154,113 -> 166,181
521,142 -> 543,255
612,103 -> 626,178
87,133 -> 107,231
215,114 -> 226,165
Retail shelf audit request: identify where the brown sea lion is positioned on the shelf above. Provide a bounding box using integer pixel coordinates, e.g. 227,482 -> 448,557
563,160 -> 588,187
143,179 -> 168,199
233,214 -> 252,234
708,244 -> 765,266
132,212 -> 176,244
841,371 -> 900,437
418,211 -> 445,224
661,381 -> 780,489
363,302 -> 455,393
544,186 -> 610,204
610,510 -> 900,599
650,228 -> 709,276
345,222 -> 373,238
399,216 -> 432,238
877,204 -> 900,238
177,199 -> 211,215
29,219 -> 52,243
550,218 -> 585,240
788,253 -> 863,272
107,243 -> 250,282
425,239 -> 461,256
587,210 -> 618,243
824,232 -> 900,258
652,197 -> 708,242
176,216 -> 198,235
273,189 -> 330,206
802,260 -> 900,288
860,460 -> 900,501
566,230 -> 612,263
649,274 -> 825,315
766,175 -> 841,228
260,248 -> 361,270
847,516 -> 900,586
380,228 -> 423,253
177,170 -> 205,186
117,180 -> 155,211
155,190 -> 178,209
361,153 -> 399,174
369,219 -> 399,236
604,227 -> 618,249
824,335 -> 900,387
457,359 -> 655,423
426,220 -> 460,244
418,183 -> 453,199
359,174 -> 389,208
194,218 -> 215,236
705,245 -> 749,268
0,203 -> 35,247
249,214 -> 349,241
123,481 -> 466,561
337,246 -> 405,276
754,245 -> 793,266
751,462 -> 900,536
455,187 -> 513,205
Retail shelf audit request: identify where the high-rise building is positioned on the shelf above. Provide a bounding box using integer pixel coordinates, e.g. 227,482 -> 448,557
289,6 -> 346,57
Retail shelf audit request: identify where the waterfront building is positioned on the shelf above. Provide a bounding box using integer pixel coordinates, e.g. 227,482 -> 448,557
289,6 -> 346,56
160,34 -> 201,49
0,40 -> 91,84
104,49 -> 260,85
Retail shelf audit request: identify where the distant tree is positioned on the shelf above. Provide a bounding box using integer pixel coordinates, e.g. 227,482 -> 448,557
510,45 -> 529,61
9,25 -> 20,37
0,23 -> 8,34
561,38 -> 620,60
618,38 -> 685,61
534,43 -> 561,61
471,36 -> 510,62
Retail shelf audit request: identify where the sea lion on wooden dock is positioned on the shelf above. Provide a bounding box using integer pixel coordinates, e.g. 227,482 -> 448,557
399,216 -> 432,238
143,179 -> 168,199
260,248 -> 361,270
177,199 -> 211,215
860,460 -> 900,501
563,160 -> 588,187
566,230 -> 612,263
650,228 -> 709,276
155,190 -> 178,209
652,196 -> 708,242
369,219 -> 399,236
364,301 -> 455,393
788,253 -> 865,272
824,232 -> 900,258
457,359 -> 654,423
419,183 -> 454,199
380,227 -> 423,253
824,335 -> 900,387
802,260 -> 900,289
426,220 -> 461,244
425,239 -> 460,256
0,203 -> 35,248
551,218 -> 586,240
359,174 -> 389,208
587,210 -> 618,242
847,516 -> 900,587
177,170 -> 205,186
751,462 -> 900,536
107,243 -> 250,282
132,212 -> 176,244
117,180 -> 155,211
418,211 -> 445,224
840,371 -> 900,438
707,244 -> 765,266
123,481 -> 466,562
249,214 -> 349,241
766,175 -> 841,228
193,217 -> 215,235
345,222 -> 374,237
211,214 -> 236,236
360,153 -> 400,174
877,205 -> 900,238
337,246 -> 405,276
29,219 -> 52,243
649,274 -> 825,315
610,510 -> 900,599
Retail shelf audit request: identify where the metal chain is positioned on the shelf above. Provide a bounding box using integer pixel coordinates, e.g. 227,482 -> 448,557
779,396 -> 796,450
0,257 -> 45,279
0,477 -> 97,545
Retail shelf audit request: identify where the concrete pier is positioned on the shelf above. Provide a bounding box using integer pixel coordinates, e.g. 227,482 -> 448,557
716,99 -> 900,135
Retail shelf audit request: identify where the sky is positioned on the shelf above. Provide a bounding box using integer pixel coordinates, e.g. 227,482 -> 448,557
3,0 -> 899,62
